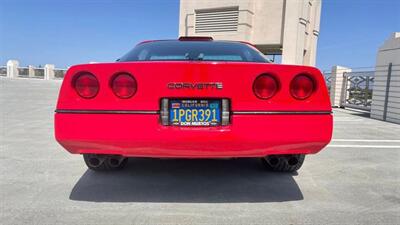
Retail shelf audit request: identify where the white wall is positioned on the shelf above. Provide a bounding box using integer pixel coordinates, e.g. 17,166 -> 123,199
371,32 -> 400,124
330,66 -> 351,107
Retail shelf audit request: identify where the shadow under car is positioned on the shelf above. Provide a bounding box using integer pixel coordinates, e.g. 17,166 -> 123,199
69,158 -> 303,203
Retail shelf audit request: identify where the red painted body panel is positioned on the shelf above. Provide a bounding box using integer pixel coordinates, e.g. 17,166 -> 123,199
55,113 -> 332,158
55,60 -> 333,158
56,62 -> 331,112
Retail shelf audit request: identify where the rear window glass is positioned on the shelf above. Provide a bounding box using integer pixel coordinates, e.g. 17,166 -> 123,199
119,41 -> 268,63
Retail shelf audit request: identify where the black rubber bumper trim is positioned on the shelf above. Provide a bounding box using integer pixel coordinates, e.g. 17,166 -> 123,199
55,110 -> 159,114
232,111 -> 332,115
55,109 -> 332,115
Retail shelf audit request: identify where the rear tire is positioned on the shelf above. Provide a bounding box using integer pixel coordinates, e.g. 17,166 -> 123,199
83,154 -> 128,171
261,154 -> 305,172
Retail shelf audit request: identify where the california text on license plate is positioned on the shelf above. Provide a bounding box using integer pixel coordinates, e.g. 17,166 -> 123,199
169,99 -> 221,126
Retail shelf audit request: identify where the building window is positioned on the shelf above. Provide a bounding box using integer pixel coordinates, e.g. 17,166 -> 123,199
195,7 -> 239,33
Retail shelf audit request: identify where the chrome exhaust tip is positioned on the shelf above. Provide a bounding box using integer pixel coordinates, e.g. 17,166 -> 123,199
287,156 -> 299,166
107,156 -> 126,168
87,155 -> 105,168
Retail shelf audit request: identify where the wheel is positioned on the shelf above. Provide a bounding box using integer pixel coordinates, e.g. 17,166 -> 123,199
261,154 -> 305,172
83,154 -> 128,171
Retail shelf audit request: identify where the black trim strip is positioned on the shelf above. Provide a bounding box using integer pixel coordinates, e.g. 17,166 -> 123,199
55,109 -> 332,115
232,111 -> 332,115
55,110 -> 159,114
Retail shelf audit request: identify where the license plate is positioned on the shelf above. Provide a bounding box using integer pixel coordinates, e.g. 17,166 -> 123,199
169,99 -> 221,126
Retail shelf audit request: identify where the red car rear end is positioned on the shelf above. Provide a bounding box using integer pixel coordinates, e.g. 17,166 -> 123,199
54,38 -> 332,172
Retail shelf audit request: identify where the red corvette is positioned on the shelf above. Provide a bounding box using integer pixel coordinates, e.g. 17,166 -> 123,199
55,37 -> 332,172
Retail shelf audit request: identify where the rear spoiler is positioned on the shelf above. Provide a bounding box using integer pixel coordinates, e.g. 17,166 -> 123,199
178,36 -> 213,41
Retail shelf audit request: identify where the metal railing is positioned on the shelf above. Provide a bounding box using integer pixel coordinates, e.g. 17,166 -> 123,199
342,71 -> 375,111
33,68 -> 45,77
0,66 -> 6,76
17,67 -> 29,76
323,72 -> 332,93
54,68 -> 67,78
1,61 -> 67,79
18,67 -> 46,78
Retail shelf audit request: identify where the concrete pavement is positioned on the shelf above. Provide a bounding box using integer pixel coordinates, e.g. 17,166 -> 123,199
1,77 -> 399,225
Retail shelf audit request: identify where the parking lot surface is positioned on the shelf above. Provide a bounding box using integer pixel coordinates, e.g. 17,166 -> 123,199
1,77 -> 399,225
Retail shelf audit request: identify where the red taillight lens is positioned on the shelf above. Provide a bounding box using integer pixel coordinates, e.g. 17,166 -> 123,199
253,75 -> 279,99
290,74 -> 315,100
74,73 -> 99,99
111,73 -> 137,98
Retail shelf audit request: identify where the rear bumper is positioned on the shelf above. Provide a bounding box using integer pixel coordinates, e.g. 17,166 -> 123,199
54,113 -> 333,158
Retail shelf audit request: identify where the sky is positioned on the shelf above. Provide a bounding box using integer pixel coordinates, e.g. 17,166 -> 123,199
0,0 -> 399,72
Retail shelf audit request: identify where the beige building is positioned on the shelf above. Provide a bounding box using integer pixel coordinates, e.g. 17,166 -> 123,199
179,0 -> 321,66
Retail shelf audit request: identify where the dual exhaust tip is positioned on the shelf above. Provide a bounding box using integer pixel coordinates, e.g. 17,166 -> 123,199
87,155 -> 126,168
267,155 -> 300,166
86,154 -> 301,170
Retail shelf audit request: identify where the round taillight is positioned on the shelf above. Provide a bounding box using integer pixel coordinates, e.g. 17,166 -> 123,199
74,73 -> 99,99
111,73 -> 137,98
290,74 -> 315,100
253,75 -> 279,99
